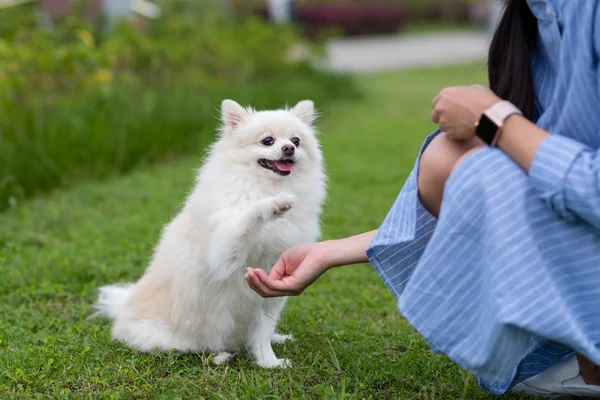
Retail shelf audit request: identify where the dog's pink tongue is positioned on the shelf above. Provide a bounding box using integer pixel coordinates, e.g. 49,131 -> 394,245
275,160 -> 294,172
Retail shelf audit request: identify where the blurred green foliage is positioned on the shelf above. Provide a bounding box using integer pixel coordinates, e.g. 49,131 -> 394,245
0,2 -> 39,39
0,1 -> 357,211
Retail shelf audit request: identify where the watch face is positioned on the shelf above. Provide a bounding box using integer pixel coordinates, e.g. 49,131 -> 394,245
477,114 -> 499,145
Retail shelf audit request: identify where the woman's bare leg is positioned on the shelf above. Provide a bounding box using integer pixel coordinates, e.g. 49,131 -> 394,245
417,132 -> 483,217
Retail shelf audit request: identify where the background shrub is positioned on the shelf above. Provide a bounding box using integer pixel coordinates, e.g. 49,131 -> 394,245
0,1 -> 357,211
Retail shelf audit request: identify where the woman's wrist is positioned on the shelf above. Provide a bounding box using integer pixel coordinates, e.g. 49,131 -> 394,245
496,114 -> 548,172
314,229 -> 378,271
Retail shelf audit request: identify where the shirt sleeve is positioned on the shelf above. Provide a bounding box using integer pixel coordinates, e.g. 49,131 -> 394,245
529,134 -> 600,231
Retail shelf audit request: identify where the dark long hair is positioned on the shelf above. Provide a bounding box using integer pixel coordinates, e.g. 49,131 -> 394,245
488,0 -> 538,120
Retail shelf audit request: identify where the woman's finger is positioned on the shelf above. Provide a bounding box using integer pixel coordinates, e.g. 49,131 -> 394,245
438,116 -> 447,132
246,269 -> 277,297
431,93 -> 440,109
268,258 -> 285,281
254,268 -> 299,295
246,269 -> 292,297
244,270 -> 262,292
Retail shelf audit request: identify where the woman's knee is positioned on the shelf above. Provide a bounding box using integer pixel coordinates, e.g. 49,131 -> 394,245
418,133 -> 484,216
451,145 -> 483,175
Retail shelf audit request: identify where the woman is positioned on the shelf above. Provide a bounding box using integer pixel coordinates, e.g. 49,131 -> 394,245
245,0 -> 600,396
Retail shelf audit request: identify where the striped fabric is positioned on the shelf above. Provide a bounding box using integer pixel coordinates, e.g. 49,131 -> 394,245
366,0 -> 600,395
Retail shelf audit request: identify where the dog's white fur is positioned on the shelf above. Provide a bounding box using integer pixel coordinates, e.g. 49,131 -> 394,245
93,99 -> 325,368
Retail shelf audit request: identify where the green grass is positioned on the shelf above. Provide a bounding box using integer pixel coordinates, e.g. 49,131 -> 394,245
0,63 -> 527,399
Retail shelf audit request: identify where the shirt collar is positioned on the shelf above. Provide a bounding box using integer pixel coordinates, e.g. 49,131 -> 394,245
526,0 -> 558,21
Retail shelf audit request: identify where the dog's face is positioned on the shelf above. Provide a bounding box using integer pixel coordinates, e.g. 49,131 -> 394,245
217,99 -> 321,179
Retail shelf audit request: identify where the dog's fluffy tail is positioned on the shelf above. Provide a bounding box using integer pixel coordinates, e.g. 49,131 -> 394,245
89,283 -> 135,320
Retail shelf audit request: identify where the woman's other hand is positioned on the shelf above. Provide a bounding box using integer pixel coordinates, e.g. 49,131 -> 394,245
431,84 -> 501,140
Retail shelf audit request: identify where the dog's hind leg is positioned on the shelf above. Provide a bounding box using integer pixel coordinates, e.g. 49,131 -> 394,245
112,317 -> 196,353
271,333 -> 294,344
213,351 -> 236,365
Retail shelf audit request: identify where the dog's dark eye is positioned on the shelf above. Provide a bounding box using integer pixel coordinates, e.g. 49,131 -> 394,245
291,137 -> 300,147
261,137 -> 274,146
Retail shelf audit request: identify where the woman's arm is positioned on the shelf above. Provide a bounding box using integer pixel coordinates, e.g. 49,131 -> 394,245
245,230 -> 378,297
498,114 -> 600,229
317,229 -> 378,268
495,114 -> 547,171
432,84 -> 600,230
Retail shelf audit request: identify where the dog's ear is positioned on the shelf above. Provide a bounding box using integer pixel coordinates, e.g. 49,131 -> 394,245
221,99 -> 250,131
291,100 -> 316,125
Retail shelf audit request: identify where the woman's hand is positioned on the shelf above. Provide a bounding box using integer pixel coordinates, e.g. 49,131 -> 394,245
245,243 -> 330,298
245,230 -> 378,298
431,84 -> 501,140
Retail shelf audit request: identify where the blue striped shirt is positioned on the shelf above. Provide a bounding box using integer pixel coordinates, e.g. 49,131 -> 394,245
366,0 -> 600,394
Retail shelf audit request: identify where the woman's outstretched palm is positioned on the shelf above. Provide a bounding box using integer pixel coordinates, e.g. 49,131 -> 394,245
245,244 -> 328,298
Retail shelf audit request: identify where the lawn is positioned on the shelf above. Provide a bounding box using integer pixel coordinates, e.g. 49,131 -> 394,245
0,64 -> 527,399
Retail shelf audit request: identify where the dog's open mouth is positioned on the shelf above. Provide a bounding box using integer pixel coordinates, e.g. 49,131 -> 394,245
258,159 -> 295,176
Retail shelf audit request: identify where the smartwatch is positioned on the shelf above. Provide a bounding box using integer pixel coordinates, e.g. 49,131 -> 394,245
475,101 -> 523,146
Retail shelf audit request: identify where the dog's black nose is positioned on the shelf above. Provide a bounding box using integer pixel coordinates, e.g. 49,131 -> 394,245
282,144 -> 295,156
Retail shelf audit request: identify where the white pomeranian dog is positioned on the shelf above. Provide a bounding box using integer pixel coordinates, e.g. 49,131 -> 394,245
94,99 -> 325,368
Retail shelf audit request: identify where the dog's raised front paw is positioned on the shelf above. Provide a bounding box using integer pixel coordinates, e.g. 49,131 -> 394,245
257,357 -> 292,369
272,193 -> 295,215
259,193 -> 295,220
